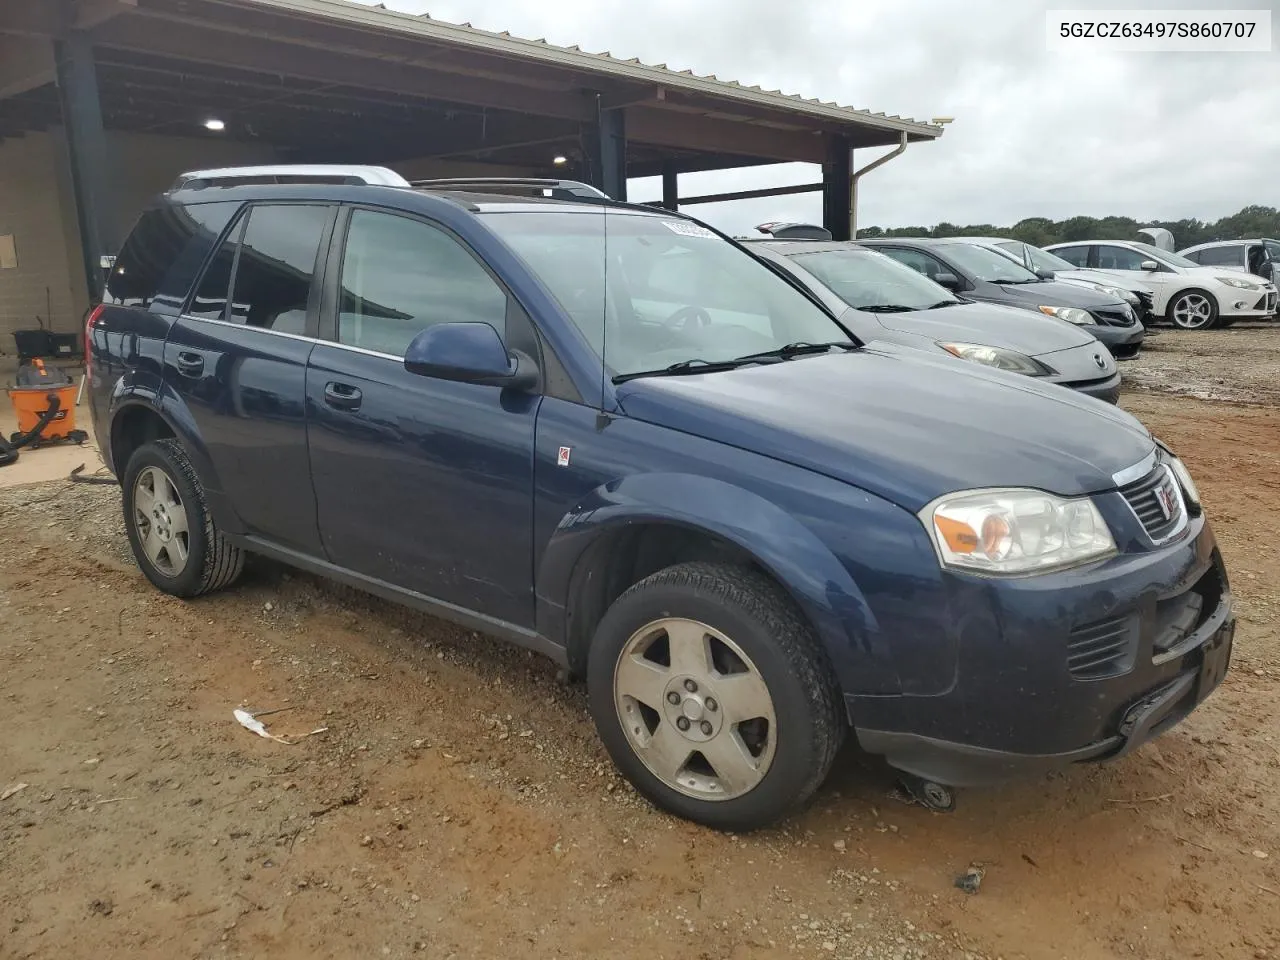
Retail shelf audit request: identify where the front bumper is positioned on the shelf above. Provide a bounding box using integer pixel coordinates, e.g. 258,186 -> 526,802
1087,323 -> 1145,358
1059,370 -> 1121,404
1218,287 -> 1277,318
849,514 -> 1233,787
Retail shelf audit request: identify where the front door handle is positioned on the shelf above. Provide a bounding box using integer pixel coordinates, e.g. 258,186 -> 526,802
175,351 -> 204,377
323,381 -> 362,411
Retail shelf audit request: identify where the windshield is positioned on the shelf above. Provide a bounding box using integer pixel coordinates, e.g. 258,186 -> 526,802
999,241 -> 1077,273
938,242 -> 1041,283
1130,241 -> 1198,269
484,210 -> 850,377
790,248 -> 956,310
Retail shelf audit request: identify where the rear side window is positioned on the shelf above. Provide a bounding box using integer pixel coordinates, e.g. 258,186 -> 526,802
1196,245 -> 1246,267
336,209 -> 508,357
227,205 -> 329,332
187,204 -> 329,330
107,201 -> 239,310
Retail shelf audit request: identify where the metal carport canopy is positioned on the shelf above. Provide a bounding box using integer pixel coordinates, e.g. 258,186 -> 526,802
0,0 -> 942,177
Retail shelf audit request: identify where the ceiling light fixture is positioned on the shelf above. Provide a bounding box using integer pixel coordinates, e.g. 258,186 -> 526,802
204,118 -> 226,132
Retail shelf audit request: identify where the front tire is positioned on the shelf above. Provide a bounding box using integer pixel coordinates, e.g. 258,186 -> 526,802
122,439 -> 244,597
1168,288 -> 1219,330
587,561 -> 844,831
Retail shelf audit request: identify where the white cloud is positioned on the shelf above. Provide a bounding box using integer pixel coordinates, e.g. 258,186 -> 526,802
368,0 -> 1280,232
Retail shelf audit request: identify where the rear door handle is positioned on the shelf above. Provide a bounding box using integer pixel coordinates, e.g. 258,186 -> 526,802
175,351 -> 204,377
323,381 -> 362,411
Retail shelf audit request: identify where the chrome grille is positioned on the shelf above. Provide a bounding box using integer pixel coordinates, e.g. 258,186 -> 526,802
1120,466 -> 1184,541
1068,615 -> 1134,679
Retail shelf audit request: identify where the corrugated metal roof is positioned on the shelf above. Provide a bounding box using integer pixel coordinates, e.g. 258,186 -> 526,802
233,0 -> 943,138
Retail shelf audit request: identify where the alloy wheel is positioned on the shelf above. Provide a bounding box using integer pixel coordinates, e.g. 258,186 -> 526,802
1170,293 -> 1215,329
613,617 -> 777,801
132,465 -> 190,576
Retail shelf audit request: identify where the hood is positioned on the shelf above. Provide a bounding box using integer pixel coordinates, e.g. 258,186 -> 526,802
1060,268 -> 1155,295
1180,265 -> 1274,288
615,346 -> 1152,512
987,279 -> 1126,310
870,300 -> 1094,358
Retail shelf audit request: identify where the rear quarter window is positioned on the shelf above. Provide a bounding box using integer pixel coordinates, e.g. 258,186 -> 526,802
105,201 -> 241,312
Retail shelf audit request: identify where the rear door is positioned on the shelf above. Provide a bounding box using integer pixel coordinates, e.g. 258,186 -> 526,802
165,202 -> 335,554
305,206 -> 540,626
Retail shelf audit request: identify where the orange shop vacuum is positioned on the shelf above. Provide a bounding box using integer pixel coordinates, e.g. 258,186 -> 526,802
0,359 -> 88,467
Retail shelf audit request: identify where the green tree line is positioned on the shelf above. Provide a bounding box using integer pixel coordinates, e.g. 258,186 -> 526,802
855,204 -> 1280,249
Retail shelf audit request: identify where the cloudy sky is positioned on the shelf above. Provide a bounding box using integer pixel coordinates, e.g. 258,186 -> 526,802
365,0 -> 1279,234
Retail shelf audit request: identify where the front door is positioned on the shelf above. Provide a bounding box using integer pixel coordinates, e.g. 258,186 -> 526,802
164,202 -> 334,554
306,207 -> 540,627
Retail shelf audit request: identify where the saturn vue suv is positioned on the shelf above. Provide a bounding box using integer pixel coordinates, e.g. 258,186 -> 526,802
88,165 -> 1233,830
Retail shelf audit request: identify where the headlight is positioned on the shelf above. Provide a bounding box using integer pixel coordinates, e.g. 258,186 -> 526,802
938,342 -> 1053,377
1094,283 -> 1139,305
920,489 -> 1117,576
1156,442 -> 1201,506
1038,305 -> 1095,325
1217,276 -> 1260,290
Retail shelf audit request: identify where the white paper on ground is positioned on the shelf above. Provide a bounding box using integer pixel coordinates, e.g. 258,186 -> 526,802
233,708 -> 292,744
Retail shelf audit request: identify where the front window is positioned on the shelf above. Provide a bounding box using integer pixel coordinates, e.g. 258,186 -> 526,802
935,243 -> 1041,283
1022,245 -> 1078,274
789,248 -> 956,310
484,210 -> 850,377
1128,241 -> 1199,269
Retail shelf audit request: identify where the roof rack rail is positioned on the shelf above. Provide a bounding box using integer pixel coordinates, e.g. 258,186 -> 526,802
172,165 -> 411,191
411,177 -> 611,201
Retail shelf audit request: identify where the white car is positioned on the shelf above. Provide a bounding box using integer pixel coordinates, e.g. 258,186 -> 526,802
1178,238 -> 1279,286
1046,240 -> 1278,330
957,236 -> 1156,323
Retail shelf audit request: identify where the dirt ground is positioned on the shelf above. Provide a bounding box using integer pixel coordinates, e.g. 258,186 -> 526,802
2,332 -> 1279,960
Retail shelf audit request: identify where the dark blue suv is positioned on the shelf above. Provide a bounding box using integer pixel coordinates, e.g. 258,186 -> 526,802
88,166 -> 1233,831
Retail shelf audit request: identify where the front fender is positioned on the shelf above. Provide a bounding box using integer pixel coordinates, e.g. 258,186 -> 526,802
535,472 -> 897,695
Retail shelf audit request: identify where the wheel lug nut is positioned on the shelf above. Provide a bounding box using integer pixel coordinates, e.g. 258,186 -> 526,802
676,717 -> 690,731
667,691 -> 681,705
705,698 -> 717,712
700,721 -> 713,735
683,679 -> 697,693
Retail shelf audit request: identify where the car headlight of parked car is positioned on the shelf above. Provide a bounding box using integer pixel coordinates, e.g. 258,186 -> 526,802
1038,305 -> 1095,325
938,342 -> 1052,377
1216,276 -> 1260,290
920,489 -> 1117,576
1155,440 -> 1201,507
1092,283 -> 1139,305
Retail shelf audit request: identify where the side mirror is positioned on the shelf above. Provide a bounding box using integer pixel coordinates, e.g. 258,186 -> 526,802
404,322 -> 538,391
1140,260 -> 1160,271
1035,268 -> 1056,281
934,272 -> 963,291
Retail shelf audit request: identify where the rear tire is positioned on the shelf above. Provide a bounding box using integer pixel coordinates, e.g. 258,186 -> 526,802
1167,288 -> 1219,330
122,438 -> 244,598
586,561 -> 844,831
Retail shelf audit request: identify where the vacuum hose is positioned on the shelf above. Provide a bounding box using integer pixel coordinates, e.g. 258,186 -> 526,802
0,391 -> 61,467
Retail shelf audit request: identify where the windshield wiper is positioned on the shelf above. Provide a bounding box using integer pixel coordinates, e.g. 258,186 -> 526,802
732,341 -> 856,362
857,304 -> 917,313
994,278 -> 1038,285
612,357 -> 757,384
926,300 -> 961,309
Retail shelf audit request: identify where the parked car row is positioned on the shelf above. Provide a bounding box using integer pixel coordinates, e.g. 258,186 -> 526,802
90,168 -> 1234,832
1047,240 -> 1277,329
